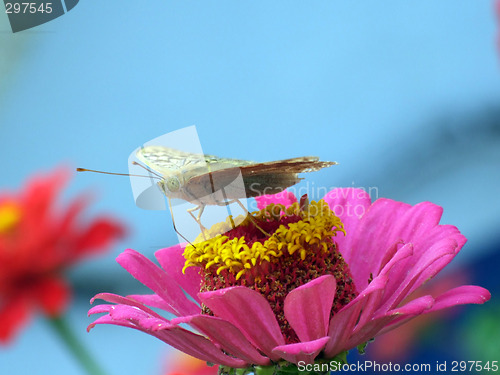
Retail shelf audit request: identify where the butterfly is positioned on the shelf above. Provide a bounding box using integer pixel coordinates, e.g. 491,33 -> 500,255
78,146 -> 336,243
134,146 -> 336,231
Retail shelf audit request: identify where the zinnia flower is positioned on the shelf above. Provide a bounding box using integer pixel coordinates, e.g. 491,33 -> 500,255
89,188 -> 490,374
0,168 -> 125,343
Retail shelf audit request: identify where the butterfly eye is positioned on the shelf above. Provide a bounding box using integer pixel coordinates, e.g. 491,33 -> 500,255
166,177 -> 181,192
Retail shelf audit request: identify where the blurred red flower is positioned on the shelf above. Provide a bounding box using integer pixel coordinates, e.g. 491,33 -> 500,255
0,167 -> 125,344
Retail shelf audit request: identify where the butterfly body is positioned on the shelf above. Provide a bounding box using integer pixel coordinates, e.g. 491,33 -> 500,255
136,146 -> 336,206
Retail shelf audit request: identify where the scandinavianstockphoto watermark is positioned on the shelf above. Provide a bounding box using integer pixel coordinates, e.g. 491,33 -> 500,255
249,181 -> 379,218
3,0 -> 79,33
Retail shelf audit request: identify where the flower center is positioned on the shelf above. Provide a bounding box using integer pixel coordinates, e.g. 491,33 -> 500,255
0,202 -> 21,235
183,199 -> 358,343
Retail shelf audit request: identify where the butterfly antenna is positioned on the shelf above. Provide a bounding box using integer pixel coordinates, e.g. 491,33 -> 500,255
131,161 -> 163,179
76,168 -> 161,180
168,198 -> 197,249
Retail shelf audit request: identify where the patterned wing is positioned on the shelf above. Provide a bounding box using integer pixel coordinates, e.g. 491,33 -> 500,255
136,146 -> 255,176
185,157 -> 336,200
136,146 -> 209,175
240,157 -> 336,197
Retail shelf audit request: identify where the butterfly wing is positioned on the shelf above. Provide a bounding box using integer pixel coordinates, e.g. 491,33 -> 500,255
241,157 -> 335,197
185,157 -> 336,200
136,147 -> 335,202
178,156 -> 256,203
136,146 -> 255,174
136,146 -> 209,175
136,146 -> 257,202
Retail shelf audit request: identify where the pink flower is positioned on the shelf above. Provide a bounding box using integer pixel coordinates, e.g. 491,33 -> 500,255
88,188 -> 490,370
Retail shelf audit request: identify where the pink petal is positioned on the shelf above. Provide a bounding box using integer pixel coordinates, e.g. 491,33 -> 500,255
88,312 -> 138,331
89,308 -> 169,337
89,304 -> 168,331
88,304 -> 115,317
353,276 -> 388,330
342,198 -> 412,290
375,243 -> 414,308
255,190 -> 297,209
384,202 -> 443,252
127,293 -> 182,313
413,224 -> 466,259
323,188 -> 371,256
272,336 -> 330,365
170,315 -> 271,366
89,305 -> 246,367
157,325 -> 248,368
155,245 -> 202,303
378,286 -> 491,336
90,292 -> 165,319
199,286 -> 285,361
374,240 -> 405,277
117,249 -> 199,316
345,295 -> 434,350
425,285 -> 491,314
109,305 -> 166,328
323,275 -> 388,357
378,238 -> 458,312
386,295 -> 435,316
404,226 -> 466,296
284,275 -> 336,342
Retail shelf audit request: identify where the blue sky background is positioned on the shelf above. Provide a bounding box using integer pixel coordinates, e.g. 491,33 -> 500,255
0,1 -> 499,374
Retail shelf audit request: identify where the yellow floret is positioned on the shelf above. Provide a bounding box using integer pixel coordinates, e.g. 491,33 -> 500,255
182,199 -> 345,278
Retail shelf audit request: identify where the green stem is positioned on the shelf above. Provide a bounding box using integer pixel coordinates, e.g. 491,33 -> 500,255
48,316 -> 107,375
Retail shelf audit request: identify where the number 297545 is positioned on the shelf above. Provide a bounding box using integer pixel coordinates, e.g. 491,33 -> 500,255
5,2 -> 53,14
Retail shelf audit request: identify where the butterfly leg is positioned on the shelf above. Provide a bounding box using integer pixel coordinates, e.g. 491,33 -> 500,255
187,204 -> 208,238
214,199 -> 270,237
234,199 -> 270,237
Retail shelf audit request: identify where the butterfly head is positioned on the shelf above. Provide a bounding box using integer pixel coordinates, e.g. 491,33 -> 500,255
158,175 -> 184,198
